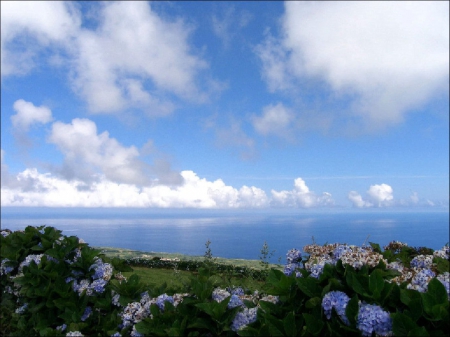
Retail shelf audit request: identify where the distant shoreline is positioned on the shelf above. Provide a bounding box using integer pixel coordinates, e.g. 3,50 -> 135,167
95,246 -> 282,270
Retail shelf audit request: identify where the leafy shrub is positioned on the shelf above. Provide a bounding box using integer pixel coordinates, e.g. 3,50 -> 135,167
1,227 -> 449,336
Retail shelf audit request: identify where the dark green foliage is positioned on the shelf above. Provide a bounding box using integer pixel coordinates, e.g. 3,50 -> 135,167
1,226 -> 449,336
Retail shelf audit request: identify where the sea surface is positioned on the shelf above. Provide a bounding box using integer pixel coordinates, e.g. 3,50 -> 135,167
1,208 -> 448,263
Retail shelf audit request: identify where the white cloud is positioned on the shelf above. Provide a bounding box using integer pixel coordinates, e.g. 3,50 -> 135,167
71,1 -> 209,114
11,99 -> 53,131
48,118 -> 154,185
2,2 -> 217,116
257,1 -> 449,130
1,1 -> 80,76
0,168 -> 269,208
271,178 -> 334,208
348,183 -> 394,208
252,102 -> 294,138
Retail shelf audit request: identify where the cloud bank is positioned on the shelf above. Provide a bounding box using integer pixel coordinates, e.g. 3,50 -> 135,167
256,1 -> 449,132
1,2 -> 217,117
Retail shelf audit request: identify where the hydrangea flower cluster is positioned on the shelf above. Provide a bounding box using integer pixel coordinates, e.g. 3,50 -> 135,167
66,258 -> 112,296
1,258 -> 14,276
231,307 -> 258,332
321,291 -> 350,325
357,302 -> 392,337
56,324 -> 67,332
18,254 -> 43,272
81,306 -> 93,321
66,332 -> 84,337
407,268 -> 436,293
90,258 -> 113,281
304,255 -> 333,279
1,230 -> 11,237
212,288 -> 231,302
284,249 -> 304,277
410,255 -> 433,269
15,303 -> 28,314
228,294 -> 244,309
383,240 -> 408,252
433,245 -> 449,260
155,293 -> 174,311
436,272 -> 450,300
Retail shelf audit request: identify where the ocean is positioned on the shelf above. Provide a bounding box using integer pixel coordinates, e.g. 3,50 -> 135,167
1,208 -> 448,263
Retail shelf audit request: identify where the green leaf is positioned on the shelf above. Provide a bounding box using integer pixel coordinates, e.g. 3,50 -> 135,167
346,271 -> 370,297
303,313 -> 324,336
433,257 -> 449,274
296,277 -> 322,298
345,295 -> 359,327
283,312 -> 296,337
407,326 -> 430,336
369,269 -> 385,300
305,297 -> 321,309
369,242 -> 382,253
392,312 -> 420,336
421,278 -> 448,316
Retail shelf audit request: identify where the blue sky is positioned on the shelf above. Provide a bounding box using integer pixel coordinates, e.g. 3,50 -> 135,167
1,1 -> 449,209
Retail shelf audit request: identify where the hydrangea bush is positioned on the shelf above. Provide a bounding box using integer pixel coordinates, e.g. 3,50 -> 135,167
1,226 -> 449,336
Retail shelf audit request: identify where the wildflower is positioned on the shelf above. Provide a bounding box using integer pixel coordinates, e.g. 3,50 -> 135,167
410,255 -> 433,269
433,246 -> 449,260
18,254 -> 44,272
212,288 -> 231,302
1,230 -> 10,237
229,287 -> 245,296
156,294 -> 174,311
66,332 -> 84,337
56,324 -> 67,332
357,303 -> 392,337
1,258 -> 14,276
228,294 -> 244,309
332,245 -> 353,261
90,258 -> 113,281
407,268 -> 435,293
286,249 -> 302,264
91,278 -> 107,294
437,272 -> 450,299
283,263 -> 300,276
81,306 -> 92,321
15,303 -> 28,314
231,307 -> 258,332
322,291 -> 350,325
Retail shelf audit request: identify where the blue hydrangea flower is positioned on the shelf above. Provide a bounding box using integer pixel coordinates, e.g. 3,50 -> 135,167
410,255 -> 433,269
89,258 -> 113,281
212,288 -> 231,302
407,268 -> 436,293
322,291 -> 350,325
56,324 -> 67,332
228,294 -> 244,309
333,245 -> 352,261
309,263 -> 325,279
81,306 -> 92,321
357,303 -> 392,337
283,263 -> 299,276
15,303 -> 28,314
437,272 -> 450,299
229,287 -> 245,296
1,258 -> 14,276
19,254 -> 43,272
286,249 -> 302,264
156,294 -> 174,311
91,278 -> 107,293
231,307 -> 258,332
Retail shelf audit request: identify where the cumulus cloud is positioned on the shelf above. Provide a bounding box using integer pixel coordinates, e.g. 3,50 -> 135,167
348,183 -> 394,208
270,178 -> 334,208
1,168 -> 269,208
1,1 -> 80,76
2,2 -> 218,116
257,1 -> 449,131
251,102 -> 295,138
11,99 -> 53,131
47,118 -> 182,186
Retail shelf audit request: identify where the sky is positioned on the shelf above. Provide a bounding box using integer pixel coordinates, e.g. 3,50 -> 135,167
1,1 -> 449,210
